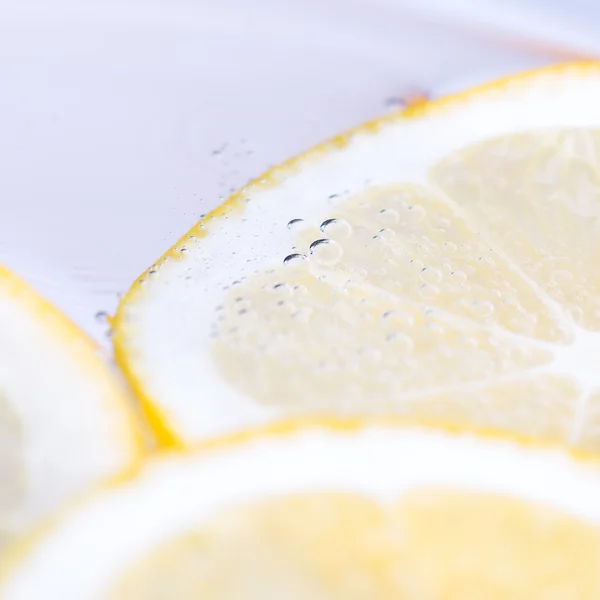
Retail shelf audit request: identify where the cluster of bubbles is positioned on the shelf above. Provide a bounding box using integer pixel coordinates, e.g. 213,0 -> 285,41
210,182 -> 573,417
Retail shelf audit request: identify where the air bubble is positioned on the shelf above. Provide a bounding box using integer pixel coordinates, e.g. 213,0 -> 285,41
309,239 -> 343,266
283,253 -> 308,268
470,300 -> 495,319
235,297 -> 252,311
407,205 -> 427,221
419,284 -> 440,300
420,267 -> 441,284
319,218 -> 352,239
211,144 -> 227,157
293,284 -> 308,296
384,96 -> 405,108
378,208 -> 400,226
382,310 -> 414,329
287,218 -> 306,231
376,228 -> 396,242
237,308 -> 258,322
443,242 -> 457,253
276,300 -> 297,314
273,282 -> 293,296
450,270 -> 468,284
293,306 -> 313,323
386,332 -> 414,354
358,297 -> 378,310
95,311 -> 109,324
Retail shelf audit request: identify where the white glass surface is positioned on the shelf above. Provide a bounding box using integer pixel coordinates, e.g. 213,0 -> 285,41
0,0 -> 559,342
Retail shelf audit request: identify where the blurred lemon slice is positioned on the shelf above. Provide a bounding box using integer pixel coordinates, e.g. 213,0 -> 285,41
115,61 -> 600,448
1,422 -> 600,598
0,264 -> 142,547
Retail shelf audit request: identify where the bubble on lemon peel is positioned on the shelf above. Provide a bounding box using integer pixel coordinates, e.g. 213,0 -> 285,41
212,182 -> 567,441
206,125 -> 600,451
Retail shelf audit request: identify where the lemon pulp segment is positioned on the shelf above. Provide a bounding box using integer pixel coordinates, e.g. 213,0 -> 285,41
212,128 -> 600,450
3,423 -> 600,598
0,264 -> 142,546
111,490 -> 600,598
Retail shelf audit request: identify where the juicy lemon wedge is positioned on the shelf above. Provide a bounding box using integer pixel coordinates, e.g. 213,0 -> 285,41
1,422 -> 600,598
115,61 -> 600,447
0,264 -> 142,547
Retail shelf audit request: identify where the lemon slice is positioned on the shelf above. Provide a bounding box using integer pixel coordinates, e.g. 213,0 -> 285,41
0,264 -> 142,547
1,421 -> 600,597
115,61 -> 600,448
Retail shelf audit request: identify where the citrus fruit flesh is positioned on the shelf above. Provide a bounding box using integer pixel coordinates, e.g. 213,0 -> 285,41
114,62 -> 600,447
1,423 -> 600,598
111,490 -> 600,599
0,264 -> 142,548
